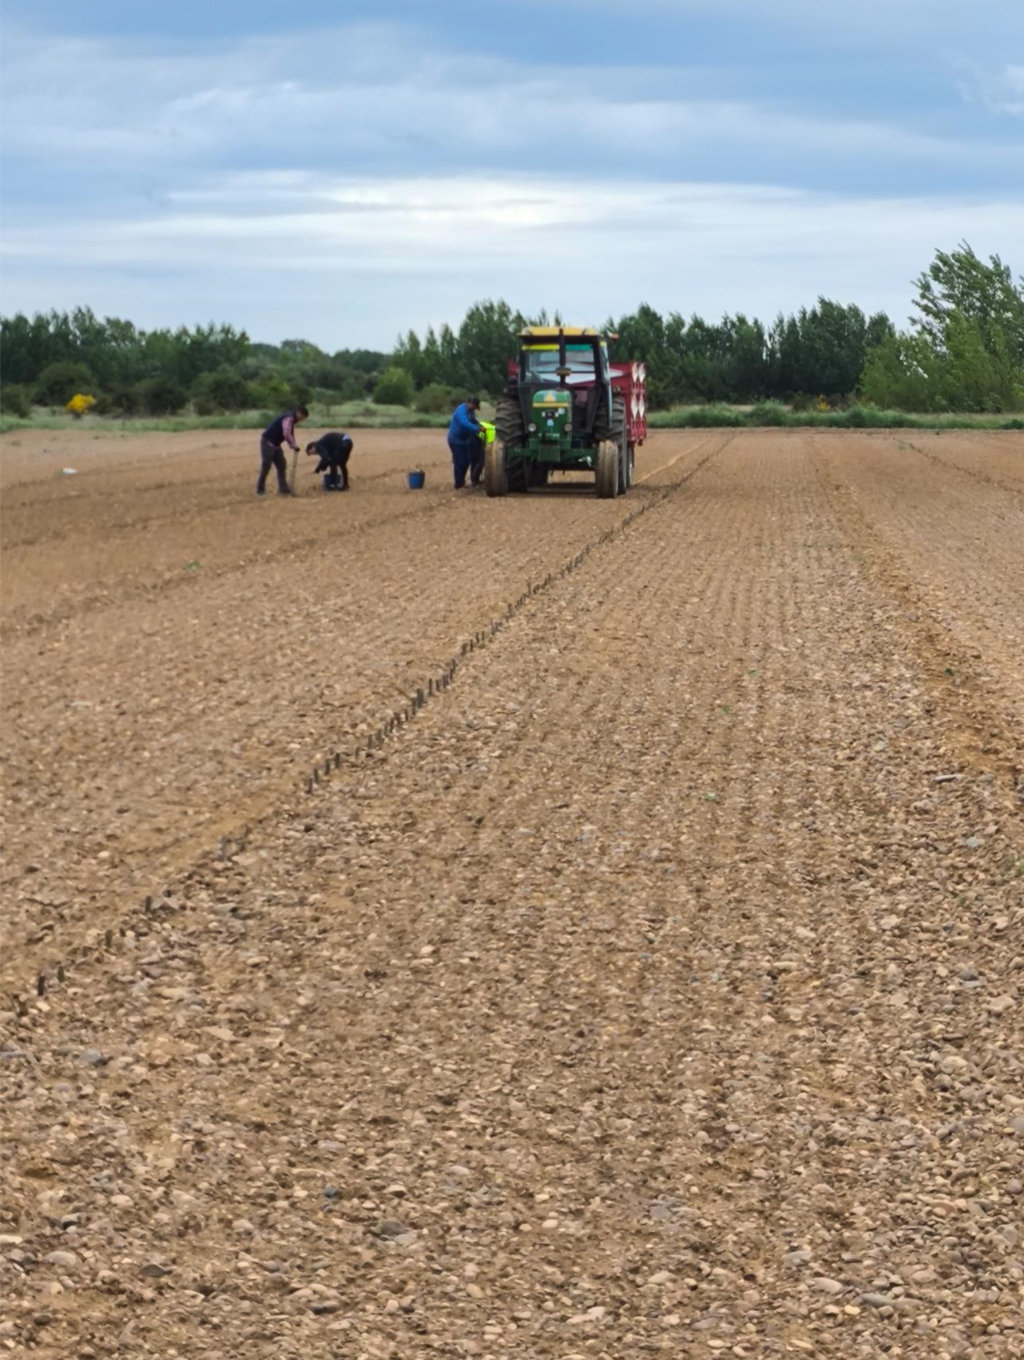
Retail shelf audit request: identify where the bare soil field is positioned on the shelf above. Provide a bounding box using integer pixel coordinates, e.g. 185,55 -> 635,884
2,426 -> 1023,1358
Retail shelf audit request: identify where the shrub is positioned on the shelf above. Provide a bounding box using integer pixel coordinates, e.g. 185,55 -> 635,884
0,384 -> 32,418
249,374 -> 292,410
415,382 -> 458,414
191,366 -> 252,412
651,405 -> 745,428
34,360 -> 96,407
94,384 -> 143,417
135,377 -> 188,416
748,401 -> 789,426
66,393 -> 97,418
373,366 -> 415,407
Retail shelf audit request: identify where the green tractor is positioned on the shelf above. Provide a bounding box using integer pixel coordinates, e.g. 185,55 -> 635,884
485,326 -> 647,498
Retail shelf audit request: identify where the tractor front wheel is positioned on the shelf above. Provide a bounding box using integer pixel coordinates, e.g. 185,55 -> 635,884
619,441 -> 634,493
596,440 -> 620,498
484,440 -> 508,497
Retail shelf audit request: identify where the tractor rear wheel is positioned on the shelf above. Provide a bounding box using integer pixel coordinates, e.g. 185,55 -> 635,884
596,440 -> 619,498
494,395 -> 529,494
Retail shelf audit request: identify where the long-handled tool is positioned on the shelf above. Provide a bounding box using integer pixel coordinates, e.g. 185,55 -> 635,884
290,446 -> 300,496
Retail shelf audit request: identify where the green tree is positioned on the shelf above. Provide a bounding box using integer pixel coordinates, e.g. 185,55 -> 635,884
914,241 -> 1024,364
34,360 -> 96,406
859,332 -> 934,410
0,384 -> 32,417
373,366 -> 415,406
135,377 -> 188,416
454,300 -> 524,393
191,366 -> 252,412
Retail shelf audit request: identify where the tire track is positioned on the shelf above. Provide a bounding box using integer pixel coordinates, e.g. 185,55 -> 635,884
815,432 -> 1024,783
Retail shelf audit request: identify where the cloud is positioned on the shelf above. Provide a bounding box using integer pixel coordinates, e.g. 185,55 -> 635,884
4,171 -> 1023,346
1,18 -> 1014,187
961,63 -> 1024,118
2,12 -> 1021,347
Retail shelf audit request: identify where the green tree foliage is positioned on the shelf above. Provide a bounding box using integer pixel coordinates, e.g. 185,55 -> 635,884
0,384 -> 32,417
414,382 -> 459,414
373,366 -> 416,406
135,377 -> 188,416
861,243 -> 1024,411
34,360 -> 97,406
191,365 -> 252,413
915,241 -> 1024,363
4,242 -> 1019,420
859,333 -> 934,411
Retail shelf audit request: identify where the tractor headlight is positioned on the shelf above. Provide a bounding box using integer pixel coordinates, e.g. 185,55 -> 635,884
527,423 -> 537,434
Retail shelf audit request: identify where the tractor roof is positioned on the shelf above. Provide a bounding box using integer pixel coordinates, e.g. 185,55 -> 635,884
519,326 -> 601,340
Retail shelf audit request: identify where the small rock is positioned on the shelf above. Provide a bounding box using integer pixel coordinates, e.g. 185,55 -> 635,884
79,1050 -> 107,1067
139,1263 -> 172,1278
648,1271 -> 672,1286
44,1250 -> 79,1269
987,995 -> 1015,1015
958,965 -> 979,982
963,836 -> 983,850
374,1219 -> 411,1241
811,1277 -> 843,1295
322,1186 -> 340,1200
861,1292 -> 892,1308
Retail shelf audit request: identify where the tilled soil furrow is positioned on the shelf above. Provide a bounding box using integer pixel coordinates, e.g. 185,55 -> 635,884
899,433 -> 1024,495
0,438 -> 717,991
816,431 -> 1024,750
3,435 -> 1020,1359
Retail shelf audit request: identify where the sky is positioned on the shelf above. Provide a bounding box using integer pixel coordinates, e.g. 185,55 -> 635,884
1,0 -> 1023,351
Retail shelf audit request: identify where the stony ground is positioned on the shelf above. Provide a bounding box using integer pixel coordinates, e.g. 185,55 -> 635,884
1,426 -> 1022,1359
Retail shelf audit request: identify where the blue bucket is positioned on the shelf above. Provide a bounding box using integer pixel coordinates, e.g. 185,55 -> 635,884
407,470 -> 426,490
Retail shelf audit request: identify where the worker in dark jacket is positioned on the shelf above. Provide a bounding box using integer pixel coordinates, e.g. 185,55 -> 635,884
256,405 -> 308,496
447,397 -> 482,489
305,432 -> 353,491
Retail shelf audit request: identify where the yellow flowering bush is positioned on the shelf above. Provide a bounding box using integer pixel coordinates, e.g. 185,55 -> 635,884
66,393 -> 96,417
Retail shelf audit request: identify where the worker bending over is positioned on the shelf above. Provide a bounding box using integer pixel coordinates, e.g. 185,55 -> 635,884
306,432 -> 353,491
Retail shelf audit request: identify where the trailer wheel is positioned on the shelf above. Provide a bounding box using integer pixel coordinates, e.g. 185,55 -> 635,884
596,440 -> 619,498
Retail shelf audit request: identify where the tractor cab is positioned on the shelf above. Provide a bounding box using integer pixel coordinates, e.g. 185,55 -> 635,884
515,330 -> 612,447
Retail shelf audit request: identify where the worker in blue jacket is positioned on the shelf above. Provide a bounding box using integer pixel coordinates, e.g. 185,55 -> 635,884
447,397 -> 483,489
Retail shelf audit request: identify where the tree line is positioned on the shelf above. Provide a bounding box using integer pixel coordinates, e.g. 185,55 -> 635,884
0,313 -> 388,418
2,244 -> 1021,418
